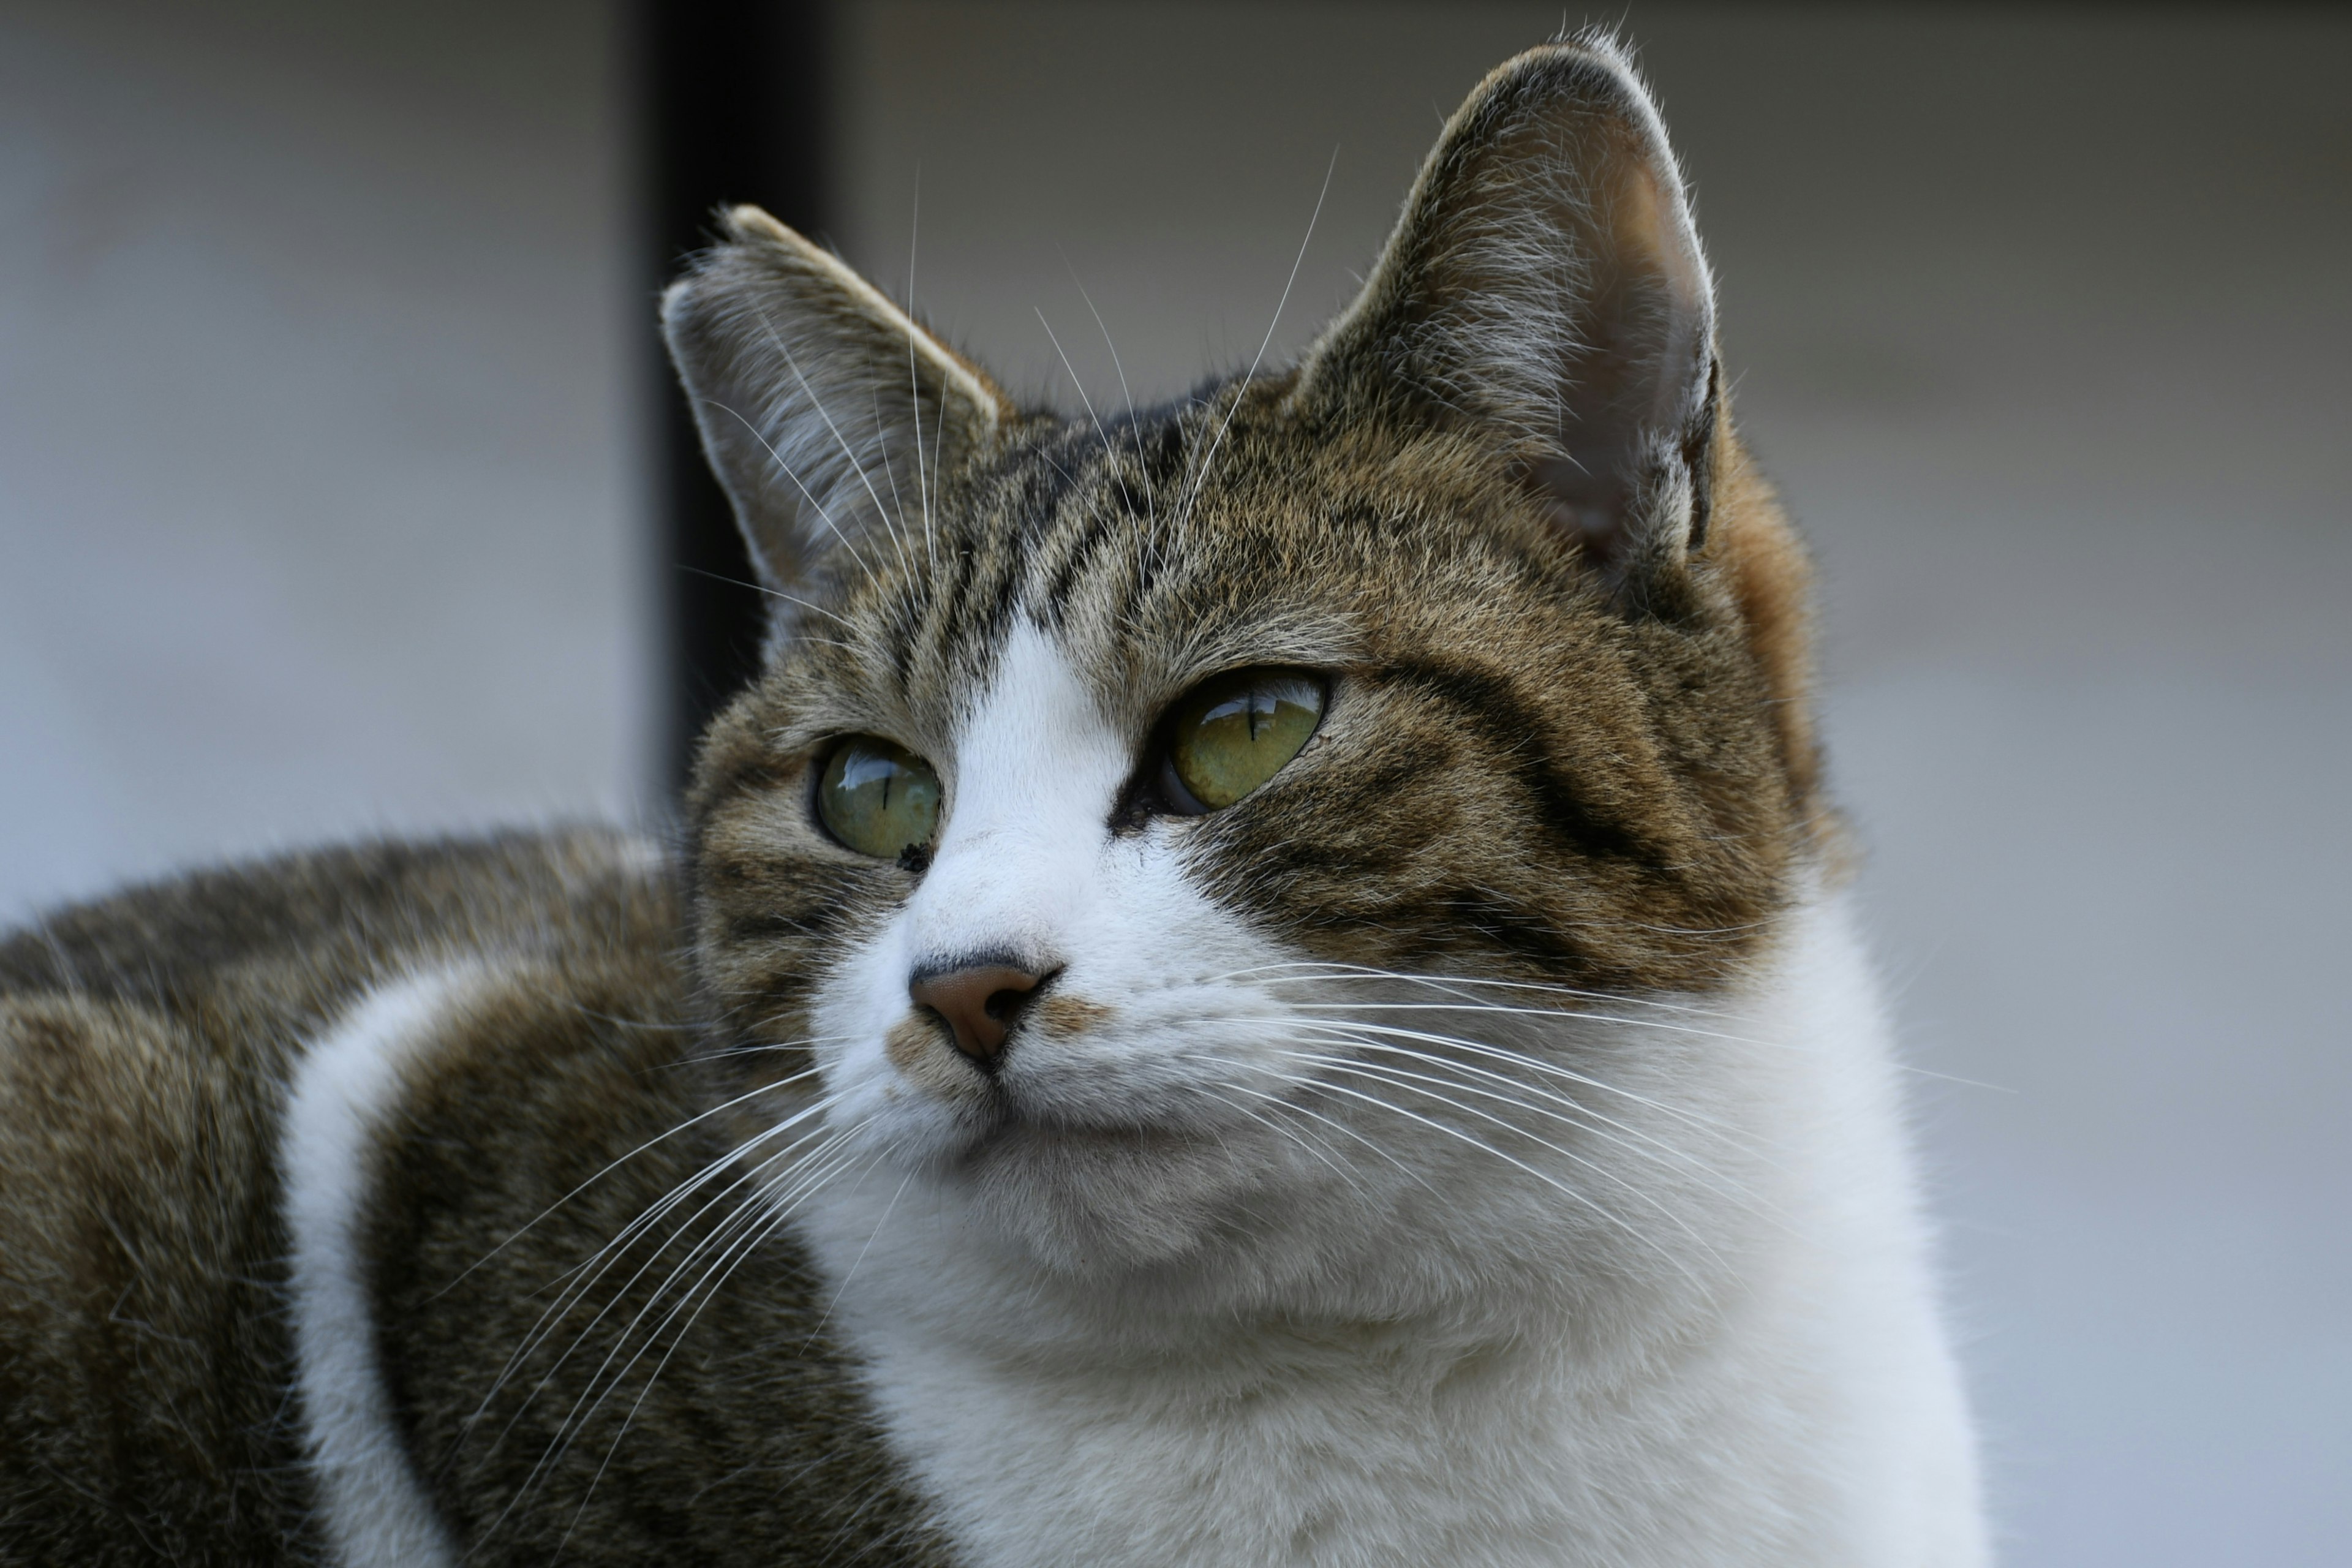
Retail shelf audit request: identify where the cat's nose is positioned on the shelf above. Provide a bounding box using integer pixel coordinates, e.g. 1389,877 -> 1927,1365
908,962 -> 1050,1065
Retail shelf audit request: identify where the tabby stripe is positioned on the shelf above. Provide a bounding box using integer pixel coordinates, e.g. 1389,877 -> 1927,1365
1035,494 -> 1120,624
1377,659 -> 1656,867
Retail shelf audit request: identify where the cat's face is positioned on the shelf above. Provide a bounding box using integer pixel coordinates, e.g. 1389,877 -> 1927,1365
672,43 -> 1820,1294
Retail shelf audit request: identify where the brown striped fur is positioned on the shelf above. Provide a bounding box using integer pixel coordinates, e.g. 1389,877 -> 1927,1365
1,834 -> 946,1564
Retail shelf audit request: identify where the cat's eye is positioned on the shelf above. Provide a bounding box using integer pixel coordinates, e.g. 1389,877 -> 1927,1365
816,737 -> 941,860
1163,669 -> 1325,813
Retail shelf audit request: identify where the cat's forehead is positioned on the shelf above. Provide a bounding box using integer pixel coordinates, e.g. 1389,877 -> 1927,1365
805,391 -> 1547,732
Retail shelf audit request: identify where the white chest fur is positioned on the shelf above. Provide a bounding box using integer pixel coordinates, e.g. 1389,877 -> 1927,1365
798,894 -> 1987,1568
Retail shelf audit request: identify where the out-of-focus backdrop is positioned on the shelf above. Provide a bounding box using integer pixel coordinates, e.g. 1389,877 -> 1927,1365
3,2 -> 2346,1561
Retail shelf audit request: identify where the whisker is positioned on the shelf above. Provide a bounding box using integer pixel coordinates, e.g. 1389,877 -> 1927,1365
1213,959 -> 1747,1020
802,1164 -> 916,1350
1065,263 -> 1155,526
555,1139 -> 884,1547
906,170 -> 938,573
703,399 -> 876,578
672,564 -> 865,636
1175,1072 -> 1374,1203
463,1092 -> 840,1442
1035,306 -> 1142,529
1289,1048 -> 1731,1268
1243,1012 -> 1781,1163
748,303 -> 915,578
1268,1064 -> 1712,1294
1229,965 -> 2007,1089
1281,1027 -> 1785,1223
1172,147 -> 1337,528
439,1061 -> 831,1298
492,1128 -> 867,1532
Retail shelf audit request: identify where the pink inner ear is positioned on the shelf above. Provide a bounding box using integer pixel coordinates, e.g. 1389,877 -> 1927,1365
1605,159 -> 1711,430
1519,151 -> 1714,581
1526,454 -> 1638,580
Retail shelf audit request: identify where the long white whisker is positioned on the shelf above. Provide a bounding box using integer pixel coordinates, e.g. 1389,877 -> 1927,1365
469,1128 -> 832,1537
1282,1026 -> 1784,1221
1247,974 -> 2007,1090
1274,1063 -> 1712,1293
1174,146 -> 1336,527
1244,1011 -> 1778,1160
907,170 -> 938,572
870,386 -> 914,543
1067,265 -> 1155,525
804,1164 -> 915,1350
557,1139 -> 884,1546
444,1061 -> 831,1296
466,1096 -> 841,1446
1174,1069 -> 1373,1202
674,564 -> 864,633
1214,959 -> 1747,1019
504,1130 -> 869,1526
1292,1048 -> 1730,1260
497,1075 -> 836,1311
1036,306 -> 1141,527
1174,1049 -> 1444,1199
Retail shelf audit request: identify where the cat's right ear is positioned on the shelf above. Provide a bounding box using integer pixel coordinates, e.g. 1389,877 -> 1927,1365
662,206 -> 1008,598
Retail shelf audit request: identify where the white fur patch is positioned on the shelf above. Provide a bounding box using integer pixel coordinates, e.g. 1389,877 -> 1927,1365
282,969 -> 478,1568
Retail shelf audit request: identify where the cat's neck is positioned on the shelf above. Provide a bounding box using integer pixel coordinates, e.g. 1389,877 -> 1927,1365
802,1177 -> 1717,1568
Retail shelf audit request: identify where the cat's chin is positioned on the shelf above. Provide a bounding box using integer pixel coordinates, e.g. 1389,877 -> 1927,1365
937,1109 -> 1282,1277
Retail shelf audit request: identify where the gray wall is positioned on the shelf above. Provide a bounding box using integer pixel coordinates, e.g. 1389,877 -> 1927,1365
0,0 -> 650,913
2,3 -> 2345,1564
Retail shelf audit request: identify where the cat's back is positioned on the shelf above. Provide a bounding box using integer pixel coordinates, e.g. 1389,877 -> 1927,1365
0,828 -> 674,1564
0,825 -> 671,1016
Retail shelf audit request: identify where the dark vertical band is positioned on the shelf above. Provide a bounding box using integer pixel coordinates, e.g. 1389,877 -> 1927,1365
641,0 -> 834,789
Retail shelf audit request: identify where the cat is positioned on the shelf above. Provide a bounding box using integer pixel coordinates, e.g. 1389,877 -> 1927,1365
0,36 -> 1988,1568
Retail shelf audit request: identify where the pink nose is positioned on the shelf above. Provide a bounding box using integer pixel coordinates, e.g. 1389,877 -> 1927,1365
908,964 -> 1047,1062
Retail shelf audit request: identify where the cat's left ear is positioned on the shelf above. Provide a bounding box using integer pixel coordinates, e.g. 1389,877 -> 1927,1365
1294,38 -> 1717,587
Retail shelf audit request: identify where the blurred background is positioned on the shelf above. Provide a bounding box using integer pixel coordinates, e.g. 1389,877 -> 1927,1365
2,1 -> 2346,1561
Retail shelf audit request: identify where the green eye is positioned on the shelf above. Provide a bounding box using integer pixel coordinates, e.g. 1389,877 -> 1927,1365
816,737 -> 941,859
1166,669 -> 1325,812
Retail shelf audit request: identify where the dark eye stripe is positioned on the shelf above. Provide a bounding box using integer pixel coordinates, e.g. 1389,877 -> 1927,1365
1374,660 -> 1657,868
1036,500 -> 1120,625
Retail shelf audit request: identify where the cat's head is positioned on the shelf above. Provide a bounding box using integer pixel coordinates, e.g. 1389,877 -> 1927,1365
665,40 -> 1823,1302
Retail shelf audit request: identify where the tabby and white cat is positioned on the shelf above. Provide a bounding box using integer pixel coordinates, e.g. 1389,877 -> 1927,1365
0,38 -> 1986,1567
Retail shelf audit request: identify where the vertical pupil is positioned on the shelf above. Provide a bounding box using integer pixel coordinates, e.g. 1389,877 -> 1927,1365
1167,672 -> 1322,813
